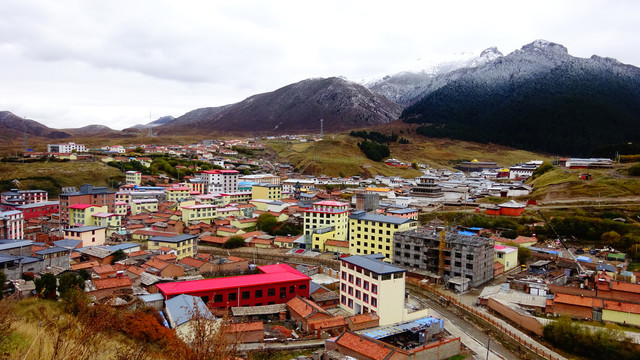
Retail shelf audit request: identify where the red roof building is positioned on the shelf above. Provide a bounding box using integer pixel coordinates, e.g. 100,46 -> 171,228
156,263 -> 310,309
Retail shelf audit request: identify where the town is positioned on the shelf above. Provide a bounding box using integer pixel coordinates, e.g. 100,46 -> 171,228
1,139 -> 638,360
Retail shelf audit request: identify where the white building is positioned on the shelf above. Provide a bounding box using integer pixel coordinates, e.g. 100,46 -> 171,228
339,254 -> 429,326
47,142 -> 87,153
195,170 -> 239,194
0,210 -> 24,239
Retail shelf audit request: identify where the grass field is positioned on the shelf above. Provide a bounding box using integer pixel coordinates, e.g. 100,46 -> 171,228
0,161 -> 123,196
266,133 -> 546,178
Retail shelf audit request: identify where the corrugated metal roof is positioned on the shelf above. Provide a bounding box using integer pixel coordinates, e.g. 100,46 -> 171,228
165,294 -> 213,328
341,254 -> 405,275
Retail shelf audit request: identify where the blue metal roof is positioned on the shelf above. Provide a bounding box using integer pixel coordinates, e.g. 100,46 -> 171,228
53,239 -> 83,248
34,246 -> 69,255
149,234 -> 196,243
361,316 -> 443,339
165,294 -> 213,328
341,254 -> 405,275
102,243 -> 139,251
350,211 -> 414,225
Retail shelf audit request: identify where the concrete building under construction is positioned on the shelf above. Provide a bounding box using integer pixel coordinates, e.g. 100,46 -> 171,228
393,228 -> 494,288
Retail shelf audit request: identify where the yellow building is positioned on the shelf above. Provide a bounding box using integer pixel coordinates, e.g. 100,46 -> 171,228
68,204 -> 107,227
130,199 -> 158,215
340,254 -> 426,326
115,192 -> 131,204
222,191 -> 252,204
325,239 -> 349,254
125,171 -> 142,186
115,201 -> 128,215
304,201 -> 349,250
602,301 -> 640,327
147,234 -> 197,260
215,206 -> 243,218
348,211 -> 418,262
165,186 -> 191,202
91,212 -> 122,235
230,218 -> 257,230
195,193 -> 229,206
251,183 -> 282,201
494,245 -> 518,272
181,204 -> 217,224
64,226 -> 106,247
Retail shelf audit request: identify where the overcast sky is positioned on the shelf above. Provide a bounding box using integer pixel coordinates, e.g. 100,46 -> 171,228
1,0 -> 638,130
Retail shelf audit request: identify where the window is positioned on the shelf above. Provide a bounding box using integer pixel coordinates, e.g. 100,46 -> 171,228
348,274 -> 354,283
241,291 -> 250,299
356,290 -> 361,299
363,293 -> 369,303
371,297 -> 377,307
341,295 -> 346,304
348,299 -> 353,308
214,294 -> 223,303
342,271 -> 347,280
381,274 -> 391,281
363,281 -> 369,290
356,277 -> 361,286
229,293 -> 237,301
290,286 -> 295,294
372,284 -> 378,294
348,286 -> 353,295
255,289 -> 263,298
341,283 -> 346,292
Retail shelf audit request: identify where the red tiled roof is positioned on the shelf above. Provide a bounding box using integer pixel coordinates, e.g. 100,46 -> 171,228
128,250 -> 148,258
156,254 -> 177,262
553,293 -> 603,308
347,312 -> 379,324
336,332 -> 393,360
143,258 -> 170,270
70,261 -> 100,270
286,296 -> 330,319
217,227 -> 239,233
93,277 -> 132,290
133,229 -> 179,237
126,266 -> 145,276
92,264 -> 115,274
239,231 -> 266,239
603,300 -> 640,315
200,235 -> 229,245
226,321 -> 264,333
308,316 -> 347,330
325,239 -> 349,247
273,236 -> 296,244
226,256 -> 247,263
179,257 -> 206,268
609,280 -> 640,294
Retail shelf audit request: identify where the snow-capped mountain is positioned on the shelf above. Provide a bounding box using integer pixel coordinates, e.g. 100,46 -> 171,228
365,47 -> 503,104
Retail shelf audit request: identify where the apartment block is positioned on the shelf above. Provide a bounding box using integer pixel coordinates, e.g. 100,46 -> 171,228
125,171 -> 142,185
1,189 -> 48,205
0,210 -> 24,239
195,170 -> 239,194
251,183 -> 282,201
165,186 -> 191,202
64,226 -> 106,247
59,184 -> 115,226
147,234 -> 197,260
47,142 -> 86,153
393,228 -> 494,288
304,201 -> 349,249
347,211 -> 417,262
339,254 -> 407,325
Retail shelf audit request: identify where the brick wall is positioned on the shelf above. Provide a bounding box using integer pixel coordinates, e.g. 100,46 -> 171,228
487,298 -> 543,336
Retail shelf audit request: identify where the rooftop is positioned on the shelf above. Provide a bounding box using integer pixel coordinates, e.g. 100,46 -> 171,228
350,211 -> 415,225
341,254 -> 405,275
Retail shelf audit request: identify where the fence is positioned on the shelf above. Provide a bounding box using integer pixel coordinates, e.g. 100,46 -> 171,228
407,278 -> 562,360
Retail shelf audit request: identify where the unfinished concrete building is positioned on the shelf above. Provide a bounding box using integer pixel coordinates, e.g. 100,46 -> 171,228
393,228 -> 494,288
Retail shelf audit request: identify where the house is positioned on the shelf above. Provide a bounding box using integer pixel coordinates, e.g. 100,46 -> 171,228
224,322 -> 265,344
142,258 -> 185,278
287,296 -> 332,332
303,201 -> 350,249
63,226 -> 106,247
179,257 -> 215,275
164,294 -> 216,341
494,245 -> 518,272
147,234 -> 197,260
89,277 -> 133,300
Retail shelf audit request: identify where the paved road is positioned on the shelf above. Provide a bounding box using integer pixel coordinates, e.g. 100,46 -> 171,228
418,295 -> 514,360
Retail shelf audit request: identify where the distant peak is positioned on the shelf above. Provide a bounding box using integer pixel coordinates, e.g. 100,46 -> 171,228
480,47 -> 503,58
521,39 -> 568,54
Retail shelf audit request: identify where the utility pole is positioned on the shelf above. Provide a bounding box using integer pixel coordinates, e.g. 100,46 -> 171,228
320,118 -> 324,138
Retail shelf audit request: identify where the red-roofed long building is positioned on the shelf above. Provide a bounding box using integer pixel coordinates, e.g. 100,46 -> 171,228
156,263 -> 310,309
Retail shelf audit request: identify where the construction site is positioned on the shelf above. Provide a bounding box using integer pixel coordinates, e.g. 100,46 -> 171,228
393,228 -> 495,289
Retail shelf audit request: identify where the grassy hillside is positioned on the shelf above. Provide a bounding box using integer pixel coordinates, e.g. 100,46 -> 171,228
267,132 -> 547,178
0,161 -> 123,197
527,166 -> 640,200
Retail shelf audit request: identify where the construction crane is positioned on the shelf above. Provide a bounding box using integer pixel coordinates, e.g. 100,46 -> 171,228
537,210 -> 588,277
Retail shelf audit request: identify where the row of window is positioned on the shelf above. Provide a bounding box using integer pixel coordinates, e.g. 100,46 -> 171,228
208,284 -> 307,303
340,294 -> 377,308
